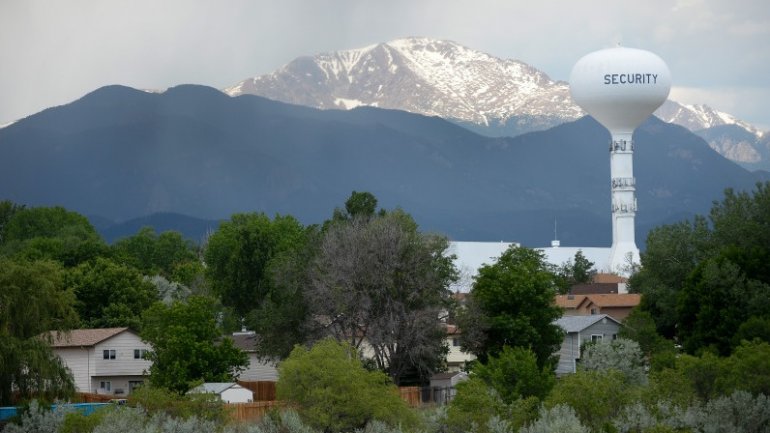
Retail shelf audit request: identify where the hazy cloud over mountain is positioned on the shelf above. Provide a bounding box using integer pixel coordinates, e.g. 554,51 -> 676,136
1,0 -> 768,129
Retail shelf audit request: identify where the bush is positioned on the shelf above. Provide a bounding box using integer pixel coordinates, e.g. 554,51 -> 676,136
473,346 -> 555,402
579,338 -> 647,385
545,370 -> 632,431
276,339 -> 417,432
446,377 -> 506,433
128,385 -> 228,423
2,400 -> 67,433
520,404 -> 590,433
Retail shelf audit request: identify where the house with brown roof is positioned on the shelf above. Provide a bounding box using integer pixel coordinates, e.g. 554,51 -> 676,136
556,293 -> 640,322
47,328 -> 152,396
229,331 -> 278,381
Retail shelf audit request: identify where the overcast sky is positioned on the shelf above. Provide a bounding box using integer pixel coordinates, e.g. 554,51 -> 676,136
2,0 -> 769,130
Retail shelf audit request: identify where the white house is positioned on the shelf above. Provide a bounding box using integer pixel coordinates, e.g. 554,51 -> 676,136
553,314 -> 622,375
230,331 -> 279,381
189,382 -> 253,403
47,328 -> 152,396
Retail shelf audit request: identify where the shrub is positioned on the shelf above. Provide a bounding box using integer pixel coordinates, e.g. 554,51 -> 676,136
1,400 -> 67,433
520,404 -> 590,433
473,346 -> 555,402
446,377 -> 506,433
545,370 -> 632,431
579,338 -> 647,385
276,339 -> 417,432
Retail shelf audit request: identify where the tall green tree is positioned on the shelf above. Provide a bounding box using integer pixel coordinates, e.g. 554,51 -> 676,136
307,209 -> 456,385
141,296 -> 248,394
111,227 -> 202,285
0,258 -> 78,405
204,213 -> 308,318
0,200 -> 25,245
68,257 -> 158,330
0,206 -> 107,267
632,182 -> 770,354
458,246 -> 563,368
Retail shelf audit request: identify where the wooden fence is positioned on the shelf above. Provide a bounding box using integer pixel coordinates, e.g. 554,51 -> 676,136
237,381 -> 276,401
399,387 -> 422,407
74,393 -> 115,403
226,401 -> 285,422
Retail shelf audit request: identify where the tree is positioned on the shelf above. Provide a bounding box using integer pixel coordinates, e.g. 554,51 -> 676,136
618,308 -> 673,360
276,338 -> 417,432
307,209 -> 456,385
68,257 -> 158,330
556,250 -> 596,291
0,206 -> 107,266
458,246 -> 563,368
0,258 -> 78,405
446,377 -> 508,433
204,213 -> 308,318
140,296 -> 248,393
629,217 -> 711,339
111,227 -> 202,285
473,345 -> 555,403
545,370 -> 632,432
0,200 -> 25,245
329,191 -> 382,224
579,338 -> 648,385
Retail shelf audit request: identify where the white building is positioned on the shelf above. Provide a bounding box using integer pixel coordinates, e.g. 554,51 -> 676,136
47,328 -> 152,396
189,382 -> 254,403
448,241 -> 613,292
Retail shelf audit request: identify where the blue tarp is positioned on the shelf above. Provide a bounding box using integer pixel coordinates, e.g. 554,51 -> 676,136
0,403 -> 110,421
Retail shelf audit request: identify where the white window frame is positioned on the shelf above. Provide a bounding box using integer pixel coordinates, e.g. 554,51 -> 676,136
100,381 -> 111,391
590,334 -> 603,343
134,349 -> 147,359
103,349 -> 116,360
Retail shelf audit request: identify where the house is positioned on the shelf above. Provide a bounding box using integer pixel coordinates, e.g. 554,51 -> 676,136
230,331 -> 278,381
570,273 -> 629,294
445,324 -> 476,372
189,382 -> 253,403
47,328 -> 152,396
553,314 -> 622,375
573,294 -> 641,321
555,293 -> 641,322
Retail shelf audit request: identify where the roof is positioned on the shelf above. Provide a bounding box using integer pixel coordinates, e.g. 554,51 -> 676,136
47,328 -> 131,348
555,294 -> 586,309
570,283 -> 621,295
577,294 -> 641,308
230,332 -> 257,352
554,314 -> 621,333
592,273 -> 627,284
190,382 -> 243,394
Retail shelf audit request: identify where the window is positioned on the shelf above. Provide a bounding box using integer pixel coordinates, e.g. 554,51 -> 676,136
591,334 -> 603,343
590,308 -> 597,315
452,338 -> 460,347
134,349 -> 147,359
103,349 -> 116,360
100,381 -> 111,391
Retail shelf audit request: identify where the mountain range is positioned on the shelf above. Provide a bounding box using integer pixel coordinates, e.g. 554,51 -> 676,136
225,37 -> 768,171
0,84 -> 761,247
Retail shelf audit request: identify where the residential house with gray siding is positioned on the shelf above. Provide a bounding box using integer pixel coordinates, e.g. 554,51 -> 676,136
553,314 -> 622,375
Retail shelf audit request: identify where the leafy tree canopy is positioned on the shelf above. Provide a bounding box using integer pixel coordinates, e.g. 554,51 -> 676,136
111,227 -> 202,285
276,338 -> 417,432
204,212 -> 308,317
458,246 -> 563,368
141,296 -> 247,394
67,257 -> 158,330
631,182 -> 770,354
0,206 -> 107,266
473,345 -> 555,403
0,258 -> 78,405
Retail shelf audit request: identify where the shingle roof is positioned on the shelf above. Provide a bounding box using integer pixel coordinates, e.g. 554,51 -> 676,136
592,273 -> 627,284
230,332 -> 258,352
579,294 -> 641,308
555,294 -> 586,309
554,314 -> 620,333
47,328 -> 130,347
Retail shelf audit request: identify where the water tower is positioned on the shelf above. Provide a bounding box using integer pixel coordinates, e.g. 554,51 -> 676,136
570,47 -> 671,273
